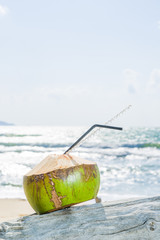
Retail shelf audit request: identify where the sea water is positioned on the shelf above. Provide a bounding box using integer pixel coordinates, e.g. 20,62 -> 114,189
0,126 -> 160,201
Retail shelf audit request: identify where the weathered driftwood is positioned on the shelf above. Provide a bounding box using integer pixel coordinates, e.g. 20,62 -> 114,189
1,196 -> 160,240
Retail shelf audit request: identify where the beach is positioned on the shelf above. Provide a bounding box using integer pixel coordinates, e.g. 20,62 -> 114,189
0,199 -> 34,223
1,126 -> 160,222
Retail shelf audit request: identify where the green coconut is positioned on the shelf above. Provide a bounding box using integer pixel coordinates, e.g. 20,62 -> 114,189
23,154 -> 100,214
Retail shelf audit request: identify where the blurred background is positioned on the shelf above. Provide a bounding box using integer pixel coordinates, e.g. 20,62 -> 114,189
0,0 -> 160,201
0,0 -> 160,126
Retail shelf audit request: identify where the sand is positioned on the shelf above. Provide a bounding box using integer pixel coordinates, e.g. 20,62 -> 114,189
0,199 -> 35,223
0,198 -> 97,223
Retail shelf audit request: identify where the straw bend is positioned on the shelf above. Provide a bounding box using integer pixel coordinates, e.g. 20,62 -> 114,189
64,124 -> 122,154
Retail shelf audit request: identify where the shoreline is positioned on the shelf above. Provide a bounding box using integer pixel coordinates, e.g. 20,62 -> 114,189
0,199 -> 35,223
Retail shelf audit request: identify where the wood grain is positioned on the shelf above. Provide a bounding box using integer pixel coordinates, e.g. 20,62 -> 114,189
1,196 -> 160,239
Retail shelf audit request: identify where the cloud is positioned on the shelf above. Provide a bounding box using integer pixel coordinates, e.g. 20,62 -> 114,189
123,69 -> 139,94
146,69 -> 160,93
0,5 -> 8,16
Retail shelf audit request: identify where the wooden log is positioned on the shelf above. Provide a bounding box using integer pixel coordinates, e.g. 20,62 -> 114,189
0,196 -> 160,240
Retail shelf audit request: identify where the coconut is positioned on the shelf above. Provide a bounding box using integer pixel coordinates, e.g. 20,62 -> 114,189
23,154 -> 100,214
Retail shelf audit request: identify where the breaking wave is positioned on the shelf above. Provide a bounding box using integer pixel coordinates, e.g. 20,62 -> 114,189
0,126 -> 160,200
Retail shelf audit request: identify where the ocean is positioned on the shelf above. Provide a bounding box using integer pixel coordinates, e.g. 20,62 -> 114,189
0,126 -> 160,202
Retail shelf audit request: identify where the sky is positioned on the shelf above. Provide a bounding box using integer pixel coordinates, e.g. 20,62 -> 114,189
0,0 -> 160,126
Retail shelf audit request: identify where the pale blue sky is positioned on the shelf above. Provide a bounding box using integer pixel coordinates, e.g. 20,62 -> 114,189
0,0 -> 160,126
